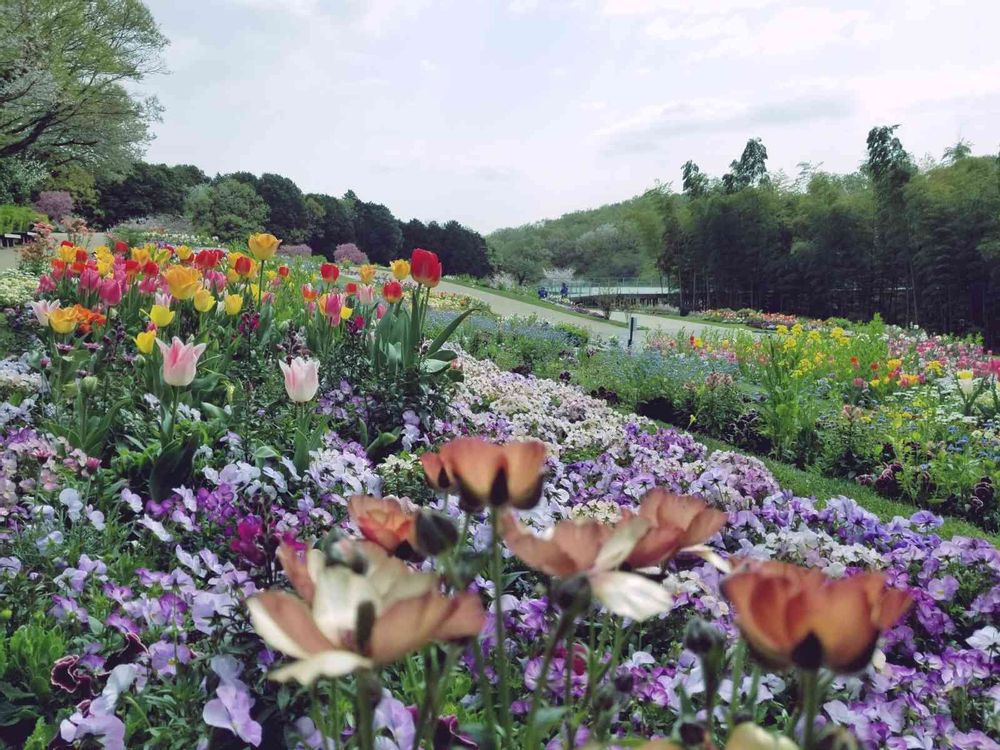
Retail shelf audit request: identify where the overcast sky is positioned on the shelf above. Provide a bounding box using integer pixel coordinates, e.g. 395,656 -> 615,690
142,0 -> 1000,233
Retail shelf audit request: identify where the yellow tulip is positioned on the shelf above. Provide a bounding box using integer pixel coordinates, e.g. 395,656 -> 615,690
134,329 -> 157,354
49,307 -> 78,335
58,245 -> 77,263
224,294 -> 244,316
131,247 -> 151,265
163,266 -> 202,300
149,305 -> 175,327
248,233 -> 281,261
389,259 -> 410,281
96,258 -> 112,276
359,264 -> 377,284
249,284 -> 261,301
340,306 -> 353,320
193,286 -> 216,313
95,246 -> 112,262
226,269 -> 239,285
175,245 -> 193,261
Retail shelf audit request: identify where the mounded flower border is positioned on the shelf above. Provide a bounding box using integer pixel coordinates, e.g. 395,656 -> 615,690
1,347 -> 997,748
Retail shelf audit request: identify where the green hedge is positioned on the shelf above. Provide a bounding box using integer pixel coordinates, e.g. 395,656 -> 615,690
0,205 -> 44,235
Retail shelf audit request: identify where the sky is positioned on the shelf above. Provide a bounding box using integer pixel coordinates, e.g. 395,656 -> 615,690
142,0 -> 1000,233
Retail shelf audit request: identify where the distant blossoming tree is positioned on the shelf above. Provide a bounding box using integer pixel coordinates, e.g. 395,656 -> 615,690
334,242 -> 368,265
33,191 -> 74,222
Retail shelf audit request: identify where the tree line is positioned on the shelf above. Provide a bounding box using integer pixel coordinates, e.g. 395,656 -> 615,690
659,129 -> 1000,344
0,0 -> 491,275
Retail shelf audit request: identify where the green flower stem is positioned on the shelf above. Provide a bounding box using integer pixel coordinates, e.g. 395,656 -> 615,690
356,677 -> 374,750
800,669 -> 821,750
490,505 -> 513,746
524,608 -> 571,747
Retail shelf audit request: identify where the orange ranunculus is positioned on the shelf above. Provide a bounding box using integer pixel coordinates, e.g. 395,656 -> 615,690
410,248 -> 442,287
162,265 -> 202,300
248,540 -> 484,684
620,489 -> 728,569
382,280 -> 403,304
420,437 -> 547,511
721,559 -> 913,673
502,512 -> 674,621
347,495 -> 418,554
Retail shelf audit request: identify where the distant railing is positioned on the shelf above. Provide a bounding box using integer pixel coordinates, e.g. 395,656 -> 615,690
537,279 -> 677,299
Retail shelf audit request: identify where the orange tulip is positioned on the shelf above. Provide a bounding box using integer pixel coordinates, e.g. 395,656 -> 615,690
721,559 -> 913,673
347,495 -> 418,555
420,437 -> 547,511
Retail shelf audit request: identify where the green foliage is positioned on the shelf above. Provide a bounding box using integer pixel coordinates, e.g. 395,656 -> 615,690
0,204 -> 42,234
0,157 -> 48,203
0,0 -> 167,173
257,172 -> 311,243
185,178 -> 269,242
94,162 -> 208,226
6,622 -> 66,698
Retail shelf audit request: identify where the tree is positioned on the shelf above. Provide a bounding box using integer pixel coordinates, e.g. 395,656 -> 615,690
723,137 -> 769,193
305,193 -> 354,258
96,162 -> 207,226
256,173 -> 310,243
576,223 -> 646,279
491,239 -> 549,284
0,0 -> 166,174
681,160 -> 708,198
353,200 -> 402,264
185,178 -> 268,243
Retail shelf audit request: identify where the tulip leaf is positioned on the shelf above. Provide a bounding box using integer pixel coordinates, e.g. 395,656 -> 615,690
426,309 -> 474,355
530,707 -> 568,734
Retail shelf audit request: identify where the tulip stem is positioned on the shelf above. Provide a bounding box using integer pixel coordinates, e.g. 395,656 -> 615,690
489,506 -> 513,746
799,669 -> 820,750
524,607 -> 571,746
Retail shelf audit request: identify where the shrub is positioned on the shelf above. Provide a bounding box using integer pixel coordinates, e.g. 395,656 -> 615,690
32,191 -> 73,222
333,242 -> 368,265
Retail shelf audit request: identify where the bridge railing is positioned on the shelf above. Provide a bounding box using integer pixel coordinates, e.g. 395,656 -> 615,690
537,279 -> 677,297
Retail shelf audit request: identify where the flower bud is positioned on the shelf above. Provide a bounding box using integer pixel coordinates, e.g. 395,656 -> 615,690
817,726 -> 860,750
553,575 -> 592,612
678,721 -> 705,745
684,617 -> 723,656
414,510 -> 459,556
594,684 -> 617,713
613,672 -> 635,694
81,375 -> 99,394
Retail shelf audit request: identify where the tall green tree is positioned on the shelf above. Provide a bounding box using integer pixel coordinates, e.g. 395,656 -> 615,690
256,173 -> 310,243
185,178 -> 268,243
352,200 -> 402,264
0,0 -> 166,174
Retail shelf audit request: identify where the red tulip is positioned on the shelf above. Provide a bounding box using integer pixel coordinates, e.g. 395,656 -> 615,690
234,255 -> 252,276
278,265 -> 290,278
114,241 -> 129,254
143,261 -> 159,276
382,281 -> 403,304
320,263 -> 339,282
345,281 -> 358,295
410,248 -> 442,287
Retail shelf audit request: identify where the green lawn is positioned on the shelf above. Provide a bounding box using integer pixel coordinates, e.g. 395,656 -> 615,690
689,431 -> 999,545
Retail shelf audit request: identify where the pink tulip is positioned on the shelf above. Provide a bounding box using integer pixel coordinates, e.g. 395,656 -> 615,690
323,293 -> 344,323
79,267 -> 101,292
376,303 -> 387,320
279,357 -> 320,402
37,275 -> 56,293
155,292 -> 173,308
155,337 -> 207,387
30,299 -> 60,326
138,276 -> 159,295
357,285 -> 375,305
99,278 -> 123,306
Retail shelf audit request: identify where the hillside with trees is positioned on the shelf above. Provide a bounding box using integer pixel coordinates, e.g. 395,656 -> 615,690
488,131 -> 1000,343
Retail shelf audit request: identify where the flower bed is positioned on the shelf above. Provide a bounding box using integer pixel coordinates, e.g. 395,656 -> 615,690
0,236 -> 996,749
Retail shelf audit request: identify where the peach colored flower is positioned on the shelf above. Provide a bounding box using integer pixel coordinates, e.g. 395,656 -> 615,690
420,437 -> 547,511
347,495 -> 418,555
721,559 -> 913,673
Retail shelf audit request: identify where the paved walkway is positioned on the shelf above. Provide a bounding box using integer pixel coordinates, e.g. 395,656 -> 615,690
438,280 -> 734,345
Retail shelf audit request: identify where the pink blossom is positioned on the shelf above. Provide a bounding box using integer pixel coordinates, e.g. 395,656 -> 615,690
279,357 -> 320,403
155,337 -> 207,387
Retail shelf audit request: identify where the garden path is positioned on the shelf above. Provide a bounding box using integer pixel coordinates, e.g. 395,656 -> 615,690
435,278 -> 733,344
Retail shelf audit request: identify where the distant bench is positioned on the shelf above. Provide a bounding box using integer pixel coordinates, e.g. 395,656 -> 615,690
0,232 -> 37,248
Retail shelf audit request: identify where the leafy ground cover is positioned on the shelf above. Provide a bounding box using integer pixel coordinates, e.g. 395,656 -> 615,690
0,235 -> 997,750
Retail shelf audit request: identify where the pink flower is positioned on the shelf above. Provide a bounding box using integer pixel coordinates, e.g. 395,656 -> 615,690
99,278 -> 123,306
155,337 -> 207,387
30,300 -> 61,326
78,267 -> 101,292
323,293 -> 344,323
376,302 -> 387,320
357,284 -> 375,305
37,274 -> 56,293
138,276 -> 159,295
279,357 -> 320,403
155,292 -> 173,308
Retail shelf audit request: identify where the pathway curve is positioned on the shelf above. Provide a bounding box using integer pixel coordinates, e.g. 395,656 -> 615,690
437,279 -> 735,344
